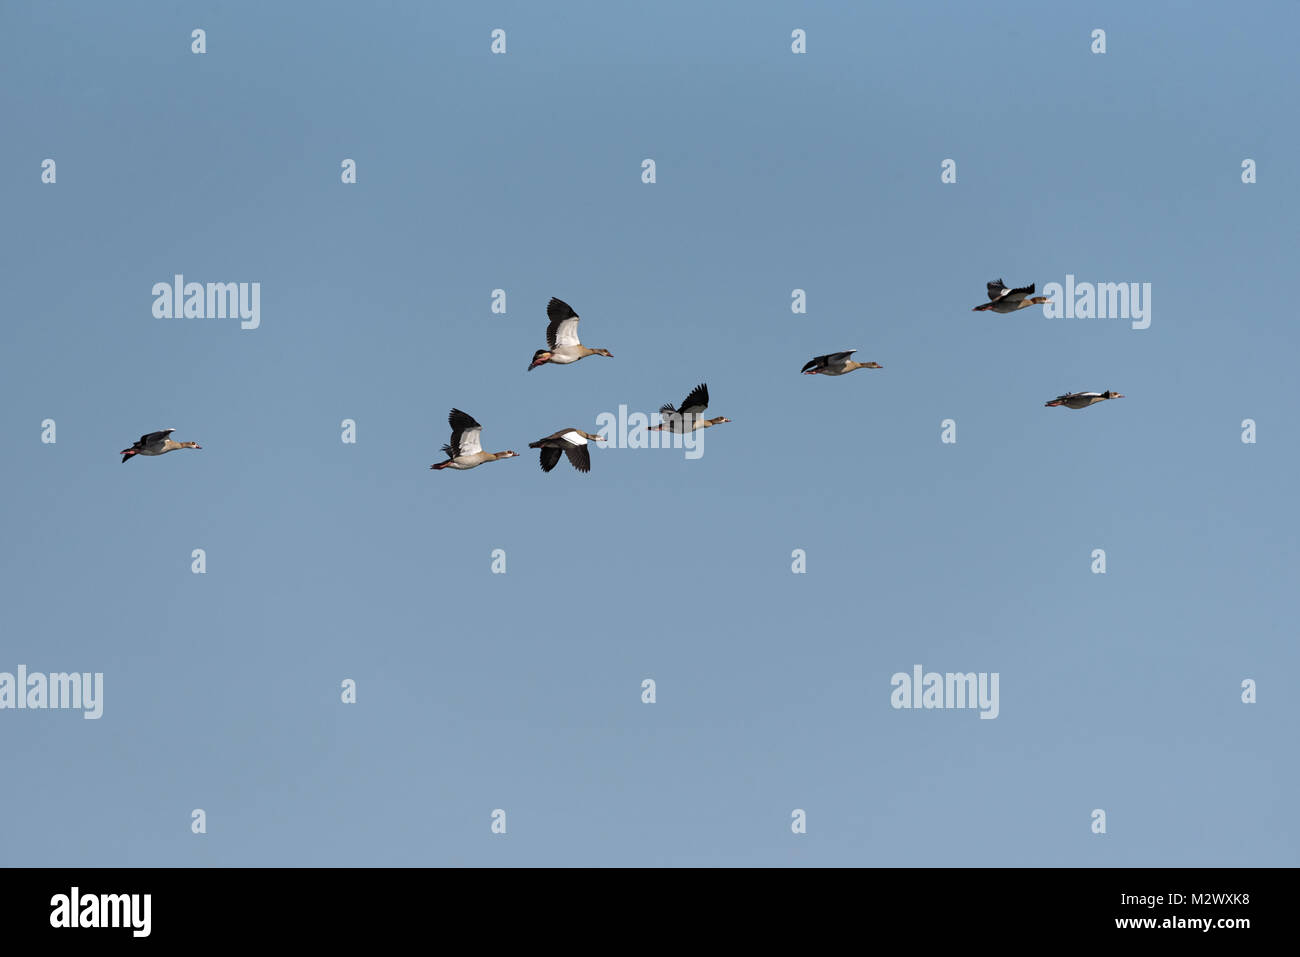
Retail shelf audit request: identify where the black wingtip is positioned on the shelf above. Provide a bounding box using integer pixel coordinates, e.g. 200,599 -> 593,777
547,297 -> 577,320
448,408 -> 480,430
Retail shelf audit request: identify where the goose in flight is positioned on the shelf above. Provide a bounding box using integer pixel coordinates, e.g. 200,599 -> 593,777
1044,390 -> 1124,409
528,428 -> 605,473
430,409 -> 518,470
972,279 -> 1051,313
527,298 -> 614,370
801,350 -> 882,376
120,429 -> 201,463
649,383 -> 731,432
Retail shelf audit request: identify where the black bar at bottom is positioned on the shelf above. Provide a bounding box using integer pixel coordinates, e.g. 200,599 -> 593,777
0,866 -> 1276,942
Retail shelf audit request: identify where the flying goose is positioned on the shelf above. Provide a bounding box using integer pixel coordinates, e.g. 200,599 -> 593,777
1044,390 -> 1124,409
430,409 -> 518,470
528,428 -> 605,473
801,350 -> 882,376
972,279 -> 1051,313
527,298 -> 613,370
649,383 -> 731,432
120,429 -> 201,463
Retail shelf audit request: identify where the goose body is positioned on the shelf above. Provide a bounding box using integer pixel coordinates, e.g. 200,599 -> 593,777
120,428 -> 201,463
430,409 -> 518,470
528,428 -> 605,473
801,350 -> 882,376
649,383 -> 731,433
527,298 -> 613,370
972,279 -> 1051,313
1044,390 -> 1124,409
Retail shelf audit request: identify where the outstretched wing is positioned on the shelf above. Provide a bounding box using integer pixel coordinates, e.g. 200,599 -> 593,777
564,445 -> 591,473
809,350 -> 855,370
678,383 -> 709,416
539,446 -> 563,472
546,297 -> 581,349
447,408 -> 482,457
986,279 -> 1009,301
141,428 -> 175,445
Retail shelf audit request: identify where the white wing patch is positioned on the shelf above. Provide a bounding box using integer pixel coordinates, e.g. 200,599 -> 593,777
560,430 -> 587,445
553,317 -> 581,347
458,426 -> 483,456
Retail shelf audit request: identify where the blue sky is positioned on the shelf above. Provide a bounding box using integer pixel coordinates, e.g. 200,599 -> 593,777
1,1 -> 1296,866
